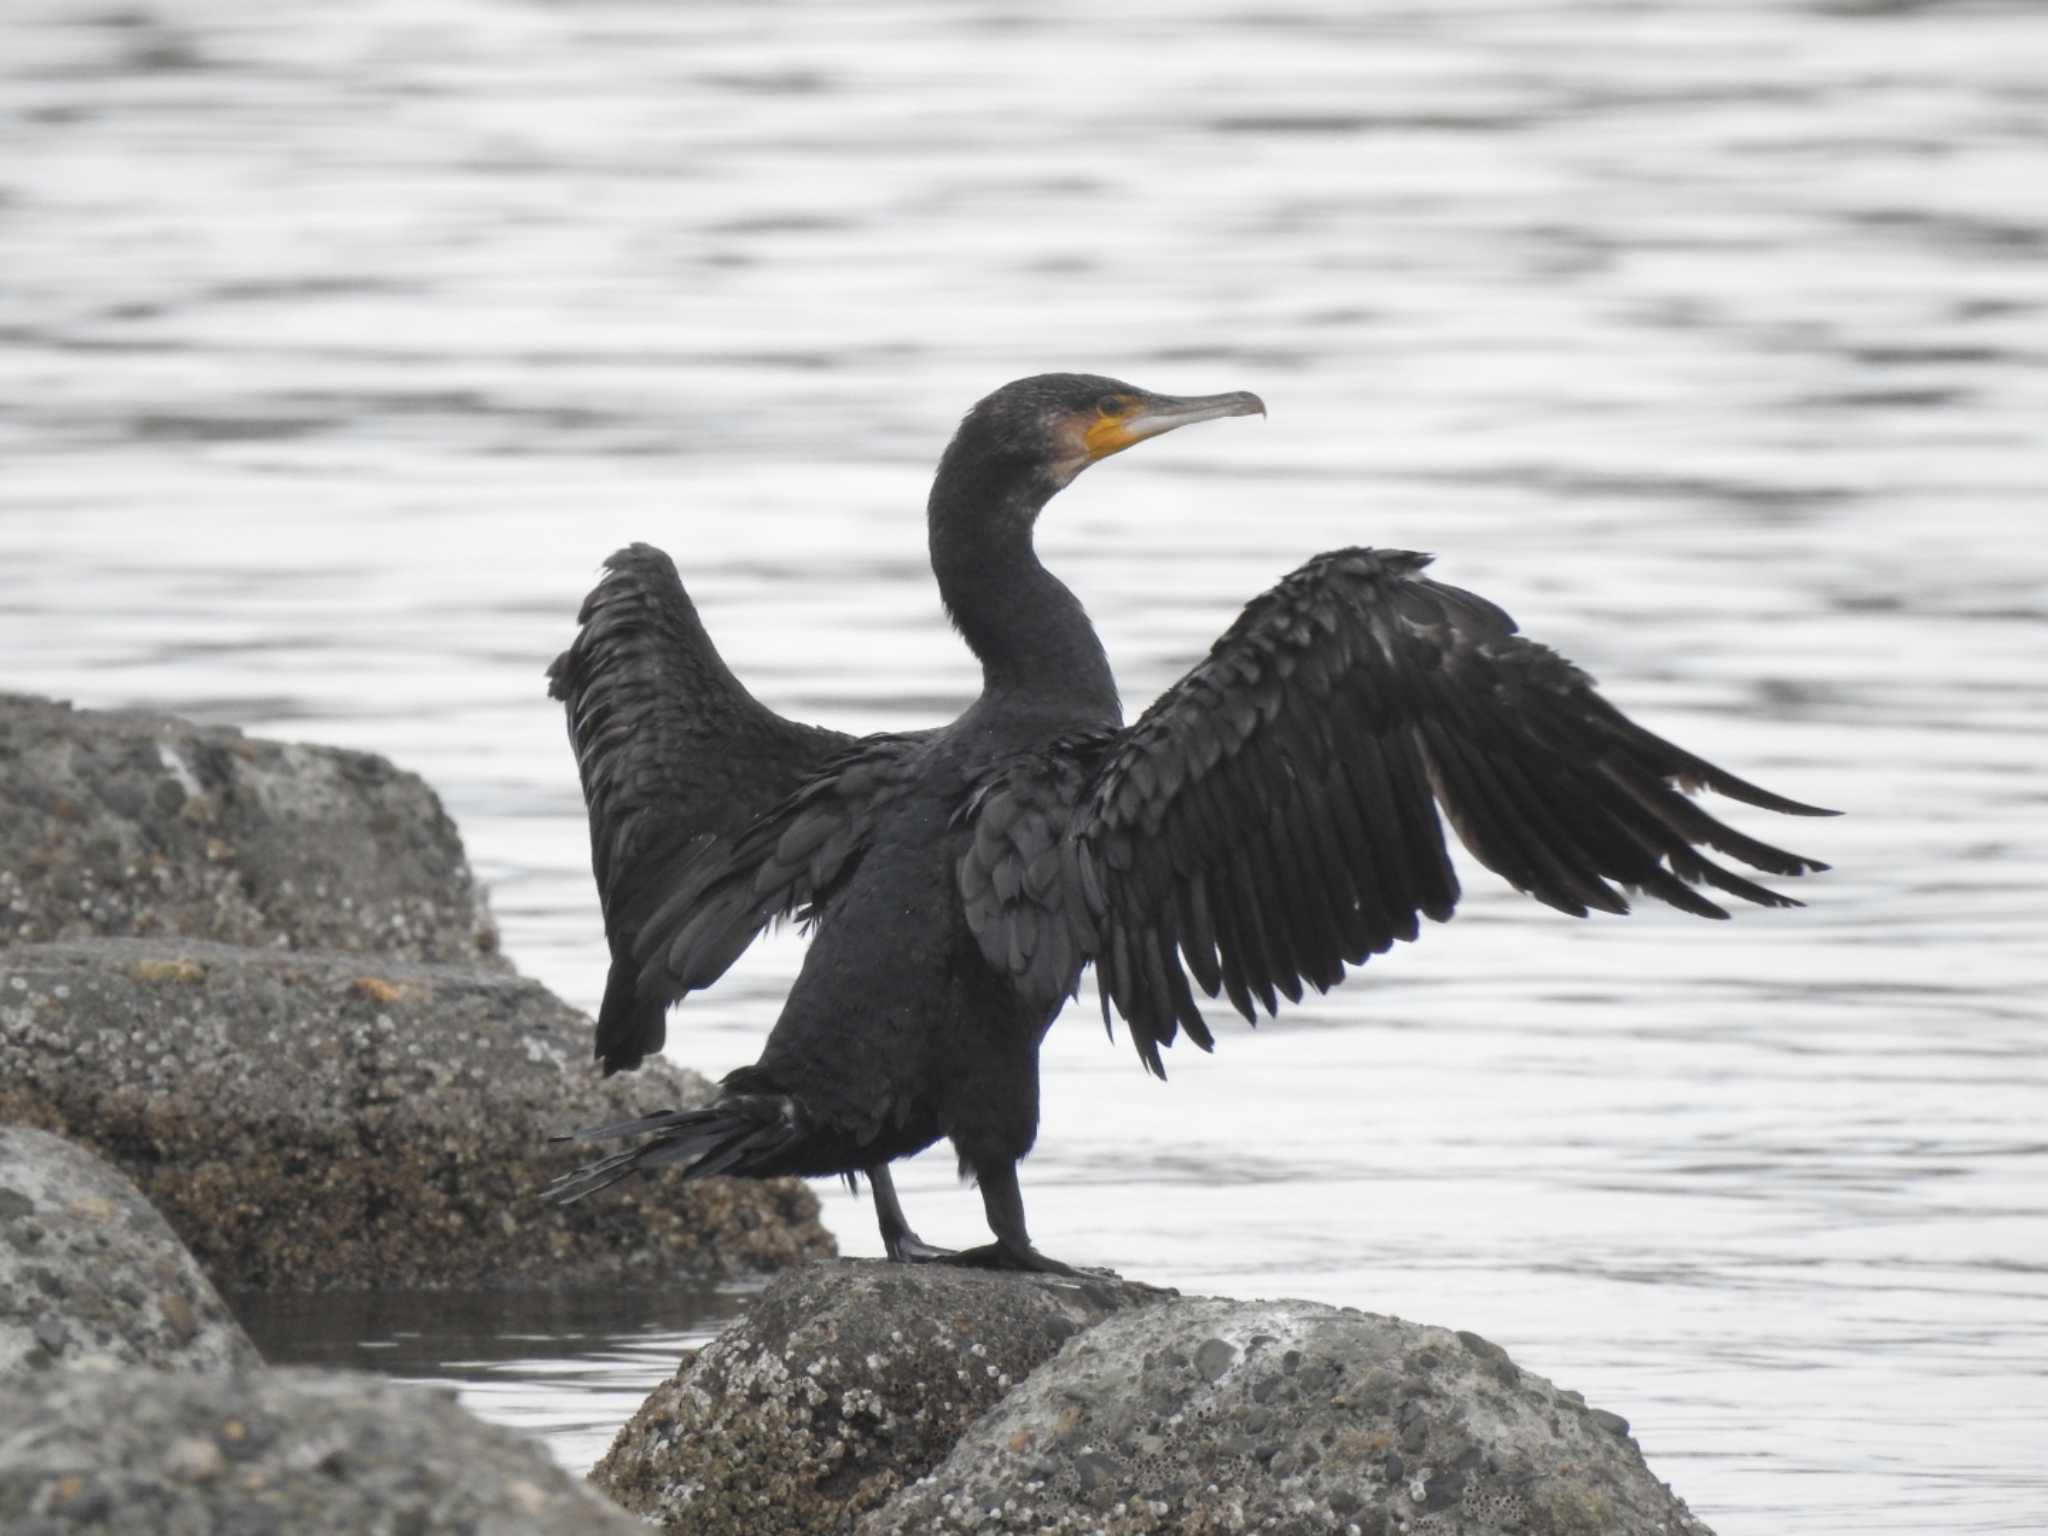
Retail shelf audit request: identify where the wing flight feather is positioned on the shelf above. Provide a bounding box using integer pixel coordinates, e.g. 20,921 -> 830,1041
548,543 -> 857,1072
958,547 -> 1833,1078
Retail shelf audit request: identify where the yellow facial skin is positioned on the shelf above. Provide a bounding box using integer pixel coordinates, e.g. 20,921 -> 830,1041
1050,389 -> 1265,486
1082,396 -> 1147,463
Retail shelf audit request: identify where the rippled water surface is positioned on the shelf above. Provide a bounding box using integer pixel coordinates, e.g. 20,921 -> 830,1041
5,1 -> 2045,1530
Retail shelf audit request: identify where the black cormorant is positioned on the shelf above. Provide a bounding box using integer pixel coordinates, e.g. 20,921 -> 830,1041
543,373 -> 1831,1273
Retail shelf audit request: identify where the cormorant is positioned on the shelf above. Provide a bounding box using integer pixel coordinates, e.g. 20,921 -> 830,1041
543,373 -> 1831,1273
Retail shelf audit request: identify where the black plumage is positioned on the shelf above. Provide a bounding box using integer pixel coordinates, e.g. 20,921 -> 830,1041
543,372 -> 1833,1272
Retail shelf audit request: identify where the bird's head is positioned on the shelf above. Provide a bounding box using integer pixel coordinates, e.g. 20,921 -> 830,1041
936,373 -> 1266,516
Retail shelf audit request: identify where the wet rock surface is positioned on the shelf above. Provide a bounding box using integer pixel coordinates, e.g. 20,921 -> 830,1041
0,692 -> 499,964
863,1296 -> 1715,1536
0,938 -> 831,1291
0,1367 -> 647,1535
0,1125 -> 259,1379
592,1258 -> 1172,1535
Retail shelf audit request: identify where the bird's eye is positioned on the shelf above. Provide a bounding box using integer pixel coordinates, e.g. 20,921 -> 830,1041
1097,394 -> 1127,418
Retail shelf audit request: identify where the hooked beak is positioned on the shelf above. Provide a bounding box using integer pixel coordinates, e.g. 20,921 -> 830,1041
1083,389 -> 1266,462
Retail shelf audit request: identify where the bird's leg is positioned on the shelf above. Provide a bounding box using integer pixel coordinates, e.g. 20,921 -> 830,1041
940,1160 -> 1085,1276
870,1163 -> 954,1263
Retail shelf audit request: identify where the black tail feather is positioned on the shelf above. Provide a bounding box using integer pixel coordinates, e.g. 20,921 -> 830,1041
541,1095 -> 806,1205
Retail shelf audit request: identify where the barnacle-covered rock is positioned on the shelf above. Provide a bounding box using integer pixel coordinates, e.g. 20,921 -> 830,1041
0,692 -> 498,964
592,1258 -> 1169,1534
862,1296 -> 1715,1536
0,939 -> 831,1291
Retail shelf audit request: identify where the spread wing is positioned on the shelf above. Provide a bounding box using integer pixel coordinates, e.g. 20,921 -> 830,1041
548,543 -> 856,1072
959,547 -> 1834,1077
628,732 -> 929,1002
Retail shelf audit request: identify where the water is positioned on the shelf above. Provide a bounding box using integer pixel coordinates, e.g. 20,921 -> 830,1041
230,1285 -> 749,1475
3,0 -> 2044,1529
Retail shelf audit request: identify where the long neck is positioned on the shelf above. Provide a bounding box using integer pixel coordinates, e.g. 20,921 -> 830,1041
928,455 -> 1120,722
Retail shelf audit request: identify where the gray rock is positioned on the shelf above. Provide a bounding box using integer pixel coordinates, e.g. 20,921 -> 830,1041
862,1297 -> 1716,1536
592,1258 -> 1172,1535
0,939 -> 831,1291
0,692 -> 498,965
0,1367 -> 646,1534
0,1126 -> 259,1380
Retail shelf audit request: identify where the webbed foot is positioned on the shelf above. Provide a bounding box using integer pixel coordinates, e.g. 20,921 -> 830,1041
938,1239 -> 1091,1277
870,1164 -> 963,1264
885,1232 -> 958,1263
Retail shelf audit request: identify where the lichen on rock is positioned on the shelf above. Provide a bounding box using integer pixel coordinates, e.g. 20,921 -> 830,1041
0,1368 -> 648,1534
0,1125 -> 260,1379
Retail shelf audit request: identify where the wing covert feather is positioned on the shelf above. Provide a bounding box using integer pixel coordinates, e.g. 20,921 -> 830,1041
632,734 -> 927,1001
